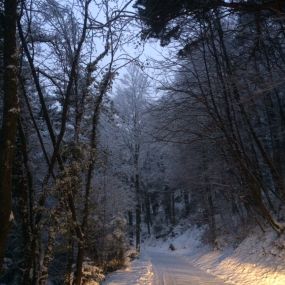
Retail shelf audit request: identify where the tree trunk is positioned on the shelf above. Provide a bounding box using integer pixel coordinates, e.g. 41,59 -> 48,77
207,190 -> 217,246
145,193 -> 152,235
74,245 -> 84,285
135,204 -> 141,252
73,70 -> 111,285
18,121 -> 36,285
183,190 -> 190,216
65,239 -> 74,285
134,151 -> 141,251
128,211 -> 134,245
171,192 -> 176,225
0,0 -> 18,271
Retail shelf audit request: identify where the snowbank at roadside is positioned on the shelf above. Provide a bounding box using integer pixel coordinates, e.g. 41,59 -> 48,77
193,228 -> 285,285
102,254 -> 153,285
146,225 -> 285,285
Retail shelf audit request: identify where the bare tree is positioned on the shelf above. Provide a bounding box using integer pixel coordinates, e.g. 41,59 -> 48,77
114,64 -> 150,251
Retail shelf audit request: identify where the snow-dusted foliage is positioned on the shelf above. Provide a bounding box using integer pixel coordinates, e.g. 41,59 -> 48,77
1,0 -> 285,284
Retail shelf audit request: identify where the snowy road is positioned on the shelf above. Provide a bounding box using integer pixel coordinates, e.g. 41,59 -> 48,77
103,250 -> 225,285
149,251 -> 225,285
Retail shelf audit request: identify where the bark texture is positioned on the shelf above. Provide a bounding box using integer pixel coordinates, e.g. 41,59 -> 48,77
0,0 -> 19,272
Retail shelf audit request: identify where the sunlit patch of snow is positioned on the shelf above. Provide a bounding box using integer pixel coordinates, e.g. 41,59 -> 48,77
66,261 -> 105,285
137,262 -> 153,285
192,228 -> 285,285
9,211 -> 14,222
8,108 -> 20,114
102,255 -> 153,285
149,225 -> 285,285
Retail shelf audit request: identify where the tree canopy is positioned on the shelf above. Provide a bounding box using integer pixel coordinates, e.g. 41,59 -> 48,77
135,0 -> 285,45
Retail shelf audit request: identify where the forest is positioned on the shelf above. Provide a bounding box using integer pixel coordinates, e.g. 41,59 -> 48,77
0,0 -> 285,284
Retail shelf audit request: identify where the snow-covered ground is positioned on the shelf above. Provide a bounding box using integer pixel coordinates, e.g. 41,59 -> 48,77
146,226 -> 285,285
147,250 -> 225,285
102,225 -> 285,285
102,254 -> 153,285
102,249 -> 225,285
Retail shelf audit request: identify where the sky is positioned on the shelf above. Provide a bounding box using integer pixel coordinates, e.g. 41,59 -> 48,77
33,0 -> 172,100
87,0 -> 170,97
